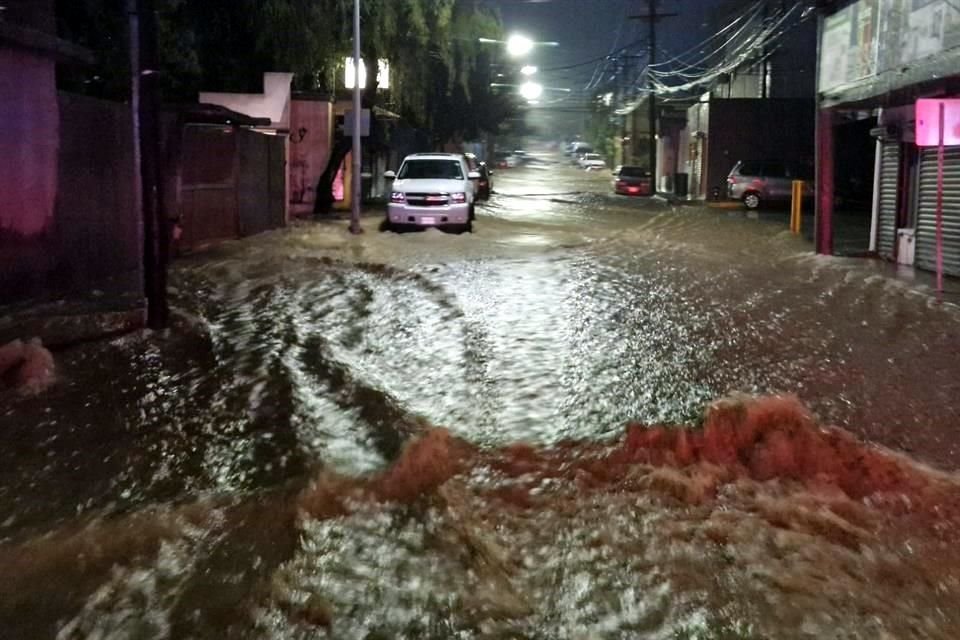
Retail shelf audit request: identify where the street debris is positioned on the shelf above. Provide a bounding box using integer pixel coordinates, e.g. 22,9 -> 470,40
0,337 -> 55,395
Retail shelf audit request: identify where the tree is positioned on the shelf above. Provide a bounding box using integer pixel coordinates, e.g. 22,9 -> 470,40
58,0 -> 513,137
57,0 -> 517,213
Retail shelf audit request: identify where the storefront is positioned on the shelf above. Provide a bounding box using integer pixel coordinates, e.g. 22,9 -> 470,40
817,0 -> 960,277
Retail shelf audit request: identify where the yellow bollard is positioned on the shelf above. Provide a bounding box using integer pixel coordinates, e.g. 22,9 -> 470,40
790,180 -> 804,235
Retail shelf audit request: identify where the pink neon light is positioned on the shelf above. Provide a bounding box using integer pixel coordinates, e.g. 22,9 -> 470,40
916,99 -> 960,147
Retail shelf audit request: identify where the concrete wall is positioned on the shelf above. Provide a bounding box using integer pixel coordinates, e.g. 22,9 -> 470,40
1,90 -> 142,303
0,48 -> 60,301
53,93 -> 140,290
199,73 -> 294,130
705,98 -> 815,199
0,48 -> 59,238
289,98 -> 333,218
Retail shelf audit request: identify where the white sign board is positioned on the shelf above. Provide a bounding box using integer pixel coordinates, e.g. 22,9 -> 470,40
343,109 -> 371,137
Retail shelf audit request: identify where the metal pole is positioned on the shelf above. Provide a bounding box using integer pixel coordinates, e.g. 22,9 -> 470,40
350,0 -> 363,234
815,108 -> 834,255
936,102 -> 945,298
868,135 -> 882,253
129,0 -> 168,328
647,0 -> 657,190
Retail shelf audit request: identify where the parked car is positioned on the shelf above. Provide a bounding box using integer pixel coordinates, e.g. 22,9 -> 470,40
569,142 -> 593,157
493,151 -> 513,169
612,165 -> 652,196
383,153 -> 479,232
579,153 -> 606,171
727,160 -> 814,209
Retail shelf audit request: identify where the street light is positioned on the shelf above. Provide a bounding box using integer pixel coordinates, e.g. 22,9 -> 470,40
479,35 -> 558,56
506,34 -> 534,57
519,81 -> 543,101
520,65 -> 538,76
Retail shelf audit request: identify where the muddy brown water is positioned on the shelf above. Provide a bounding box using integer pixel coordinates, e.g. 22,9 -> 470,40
1,161 -> 959,638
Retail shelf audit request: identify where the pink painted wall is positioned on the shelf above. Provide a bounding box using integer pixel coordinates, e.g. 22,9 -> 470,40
0,48 -> 59,237
289,99 -> 332,217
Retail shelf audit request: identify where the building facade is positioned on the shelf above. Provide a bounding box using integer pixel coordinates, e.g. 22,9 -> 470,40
817,0 -> 960,277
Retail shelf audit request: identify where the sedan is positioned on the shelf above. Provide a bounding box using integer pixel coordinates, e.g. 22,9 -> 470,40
613,165 -> 652,196
579,153 -> 606,171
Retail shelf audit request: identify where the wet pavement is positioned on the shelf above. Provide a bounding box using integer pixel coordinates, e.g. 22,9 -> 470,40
2,153 -> 960,638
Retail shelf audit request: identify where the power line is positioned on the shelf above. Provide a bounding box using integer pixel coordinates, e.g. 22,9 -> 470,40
540,38 -> 648,72
646,3 -> 803,97
648,0 -> 765,71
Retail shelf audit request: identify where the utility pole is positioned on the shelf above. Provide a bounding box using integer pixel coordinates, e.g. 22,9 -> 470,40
350,0 -> 363,234
631,0 -> 677,192
128,0 -> 168,329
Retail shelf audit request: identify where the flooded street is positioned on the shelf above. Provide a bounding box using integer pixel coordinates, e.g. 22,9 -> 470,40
3,156 -> 960,638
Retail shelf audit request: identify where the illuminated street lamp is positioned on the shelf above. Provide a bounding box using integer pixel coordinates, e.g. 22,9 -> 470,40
506,34 -> 534,57
520,65 -> 538,76
519,81 -> 543,101
478,34 -> 559,57
344,57 -> 390,89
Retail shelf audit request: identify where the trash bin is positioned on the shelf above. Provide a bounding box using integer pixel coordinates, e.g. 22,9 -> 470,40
674,173 -> 689,198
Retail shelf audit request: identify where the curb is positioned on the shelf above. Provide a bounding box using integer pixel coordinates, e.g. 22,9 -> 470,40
0,306 -> 146,350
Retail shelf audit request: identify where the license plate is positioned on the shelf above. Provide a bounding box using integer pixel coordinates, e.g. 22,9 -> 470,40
420,216 -> 437,225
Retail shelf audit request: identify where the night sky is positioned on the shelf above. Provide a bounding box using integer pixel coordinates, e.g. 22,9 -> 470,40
487,0 -> 720,135
490,0 -> 716,95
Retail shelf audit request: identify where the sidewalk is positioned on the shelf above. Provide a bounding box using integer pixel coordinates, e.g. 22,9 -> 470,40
0,274 -> 145,350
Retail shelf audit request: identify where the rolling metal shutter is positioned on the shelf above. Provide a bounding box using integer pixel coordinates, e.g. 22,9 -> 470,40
917,147 -> 960,277
876,142 -> 900,260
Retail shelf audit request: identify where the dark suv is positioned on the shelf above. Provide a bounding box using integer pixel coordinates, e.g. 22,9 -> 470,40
727,160 -> 814,209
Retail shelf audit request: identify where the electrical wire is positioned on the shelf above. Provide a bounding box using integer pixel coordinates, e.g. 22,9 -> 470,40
616,2 -> 805,107
647,4 -> 801,97
647,0 -> 765,71
647,1 -> 772,80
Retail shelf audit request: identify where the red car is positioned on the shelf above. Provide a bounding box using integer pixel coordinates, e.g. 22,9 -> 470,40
613,165 -> 652,196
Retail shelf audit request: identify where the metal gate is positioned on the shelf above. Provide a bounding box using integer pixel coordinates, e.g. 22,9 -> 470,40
180,125 -> 239,250
916,146 -> 960,277
238,129 -> 287,237
689,136 -> 705,199
876,141 -> 900,260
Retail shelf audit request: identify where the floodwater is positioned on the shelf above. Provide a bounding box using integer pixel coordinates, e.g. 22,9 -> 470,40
2,154 -> 960,639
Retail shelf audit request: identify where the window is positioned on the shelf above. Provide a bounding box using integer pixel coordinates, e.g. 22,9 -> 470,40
398,160 -> 464,180
619,166 -> 648,177
737,162 -> 762,176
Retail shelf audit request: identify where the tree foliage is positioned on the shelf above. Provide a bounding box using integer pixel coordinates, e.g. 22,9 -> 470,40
56,0 -> 516,141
